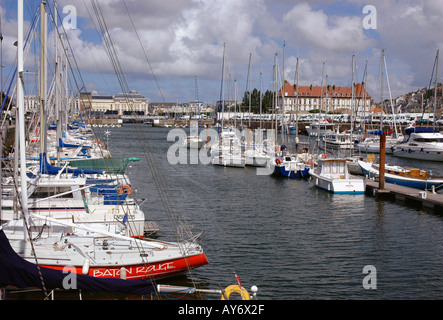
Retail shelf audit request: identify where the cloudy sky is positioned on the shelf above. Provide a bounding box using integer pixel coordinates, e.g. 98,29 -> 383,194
1,0 -> 442,105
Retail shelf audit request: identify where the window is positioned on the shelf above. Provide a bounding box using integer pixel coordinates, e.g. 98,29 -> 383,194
32,187 -> 74,199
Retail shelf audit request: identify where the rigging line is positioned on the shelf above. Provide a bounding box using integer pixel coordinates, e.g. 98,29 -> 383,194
131,127 -> 203,298
38,2 -> 146,251
122,0 -> 166,103
51,1 -> 194,292
8,165 -> 49,299
91,0 -> 129,96
44,1 -> 102,140
44,2 -> 114,167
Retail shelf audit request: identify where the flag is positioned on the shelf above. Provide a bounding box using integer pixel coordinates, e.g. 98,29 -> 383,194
234,272 -> 242,287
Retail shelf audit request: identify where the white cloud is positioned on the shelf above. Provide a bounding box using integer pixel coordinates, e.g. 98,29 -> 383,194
2,0 -> 442,103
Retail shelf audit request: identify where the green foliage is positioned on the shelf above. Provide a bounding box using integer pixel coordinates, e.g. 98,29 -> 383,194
241,89 -> 275,113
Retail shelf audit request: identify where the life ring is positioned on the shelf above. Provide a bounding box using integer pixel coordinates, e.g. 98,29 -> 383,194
307,161 -> 313,167
275,158 -> 282,165
221,285 -> 250,300
119,185 -> 132,195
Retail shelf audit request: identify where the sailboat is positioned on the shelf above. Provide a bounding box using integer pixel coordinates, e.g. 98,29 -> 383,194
355,50 -> 403,154
2,0 -> 208,283
211,44 -> 245,167
272,53 -> 311,178
183,120 -> 204,149
244,69 -> 271,167
183,77 -> 205,149
392,50 -> 442,161
355,129 -> 403,154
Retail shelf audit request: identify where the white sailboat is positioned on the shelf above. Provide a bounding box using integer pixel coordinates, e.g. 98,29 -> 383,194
210,44 -> 245,168
2,0 -> 208,282
183,120 -> 204,149
392,50 -> 442,161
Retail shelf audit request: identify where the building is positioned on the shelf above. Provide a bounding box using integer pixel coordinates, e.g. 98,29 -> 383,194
150,102 -> 213,117
280,81 -> 372,115
77,90 -> 148,117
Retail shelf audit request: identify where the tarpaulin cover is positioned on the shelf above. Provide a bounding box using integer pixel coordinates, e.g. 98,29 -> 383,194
0,229 -> 155,295
405,126 -> 439,135
39,153 -> 103,175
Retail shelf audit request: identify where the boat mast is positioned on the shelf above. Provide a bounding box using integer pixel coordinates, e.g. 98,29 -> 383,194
380,49 -> 384,133
39,1 -> 47,156
259,72 -> 263,130
383,50 -> 399,138
17,0 -> 29,231
219,43 -> 225,132
295,57 -> 299,151
433,49 -> 439,131
350,54 -> 355,157
55,1 -> 62,165
247,53 -> 252,128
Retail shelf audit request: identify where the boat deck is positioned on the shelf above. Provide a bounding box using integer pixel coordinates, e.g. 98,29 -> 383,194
365,178 -> 443,213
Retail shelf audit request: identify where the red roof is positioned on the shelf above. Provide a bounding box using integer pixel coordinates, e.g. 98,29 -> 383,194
281,81 -> 371,99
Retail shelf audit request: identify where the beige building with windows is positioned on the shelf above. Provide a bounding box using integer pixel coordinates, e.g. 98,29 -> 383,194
77,90 -> 148,116
280,81 -> 372,114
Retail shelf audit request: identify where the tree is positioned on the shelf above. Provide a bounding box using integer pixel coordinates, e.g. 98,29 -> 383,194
241,89 -> 275,114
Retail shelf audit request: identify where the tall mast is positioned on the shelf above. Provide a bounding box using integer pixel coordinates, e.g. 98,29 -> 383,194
259,72 -> 263,129
219,43 -> 225,131
17,0 -> 29,229
55,1 -> 62,164
295,57 -> 299,150
380,49 -> 384,132
39,1 -> 47,155
433,50 -> 439,131
247,53 -> 252,128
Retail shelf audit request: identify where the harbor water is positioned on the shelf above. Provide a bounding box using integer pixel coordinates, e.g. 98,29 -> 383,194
104,123 -> 442,300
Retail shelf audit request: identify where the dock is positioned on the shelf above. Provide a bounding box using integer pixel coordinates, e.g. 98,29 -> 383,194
365,179 -> 443,213
144,221 -> 160,236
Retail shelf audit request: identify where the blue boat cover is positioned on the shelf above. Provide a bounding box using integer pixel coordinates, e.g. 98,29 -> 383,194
0,229 -> 155,295
405,126 -> 439,135
39,153 -> 103,175
368,129 -> 383,135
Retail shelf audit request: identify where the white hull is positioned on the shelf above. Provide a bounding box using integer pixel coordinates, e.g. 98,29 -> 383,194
310,158 -> 365,194
311,172 -> 365,193
392,131 -> 443,162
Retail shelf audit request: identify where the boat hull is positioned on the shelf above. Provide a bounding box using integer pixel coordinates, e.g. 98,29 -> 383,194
392,147 -> 443,161
358,161 -> 443,190
40,252 -> 209,280
273,164 -> 310,178
311,173 -> 365,194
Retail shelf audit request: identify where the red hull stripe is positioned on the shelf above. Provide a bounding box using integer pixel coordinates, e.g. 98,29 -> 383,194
41,253 -> 209,280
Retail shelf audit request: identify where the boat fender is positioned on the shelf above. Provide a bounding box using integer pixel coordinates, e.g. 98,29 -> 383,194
120,185 -> 132,195
221,285 -> 250,300
82,259 -> 90,275
275,158 -> 282,165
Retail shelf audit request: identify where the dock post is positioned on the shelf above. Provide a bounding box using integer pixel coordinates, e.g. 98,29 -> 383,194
379,134 -> 386,190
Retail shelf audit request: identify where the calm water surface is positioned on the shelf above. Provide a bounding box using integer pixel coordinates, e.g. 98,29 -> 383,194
103,124 -> 442,300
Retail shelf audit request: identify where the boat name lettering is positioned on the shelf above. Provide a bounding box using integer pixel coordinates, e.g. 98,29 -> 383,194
92,262 -> 176,278
114,214 -> 135,220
